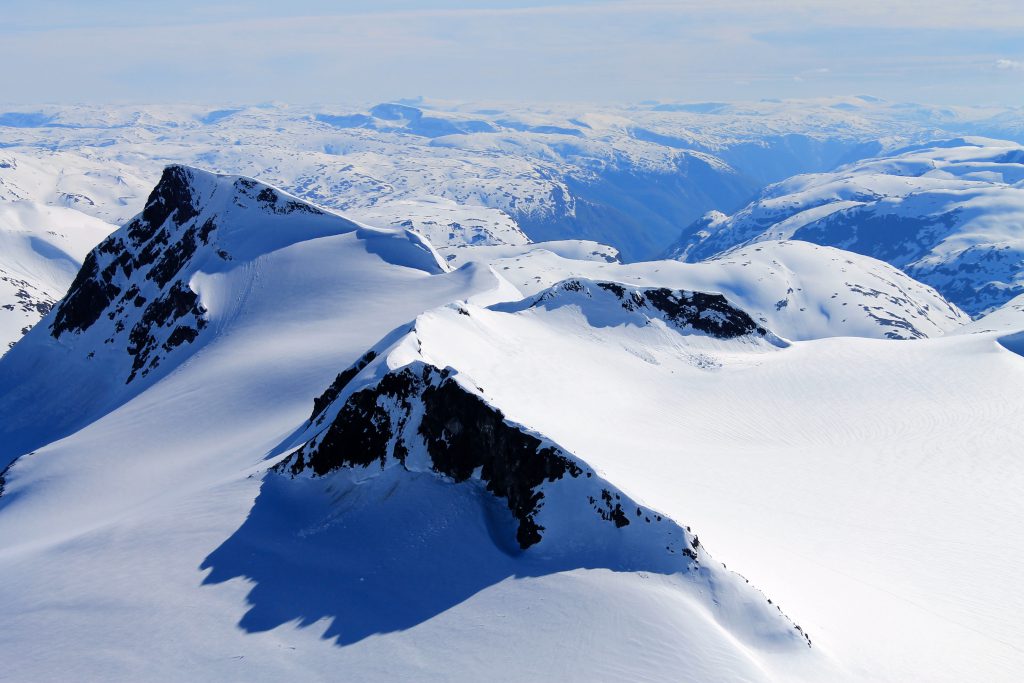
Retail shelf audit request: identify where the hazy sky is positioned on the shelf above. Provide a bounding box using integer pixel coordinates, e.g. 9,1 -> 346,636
3,0 -> 1024,105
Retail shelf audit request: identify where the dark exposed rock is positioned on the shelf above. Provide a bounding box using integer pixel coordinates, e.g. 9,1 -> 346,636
242,180 -> 324,216
284,200 -> 321,215
644,288 -> 766,337
163,325 -> 200,350
51,167 -> 205,340
149,226 -> 198,288
0,459 -> 12,498
419,372 -> 583,548
562,279 -> 588,293
542,279 -> 767,338
279,364 -> 585,549
126,281 -> 206,382
309,351 -> 378,424
590,488 -> 631,527
46,165 -> 277,383
198,218 -> 217,244
50,252 -> 120,337
134,229 -> 169,269
595,282 -> 646,311
138,166 -> 199,235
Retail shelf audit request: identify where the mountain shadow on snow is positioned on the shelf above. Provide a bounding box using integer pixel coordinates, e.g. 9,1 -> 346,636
201,359 -> 808,649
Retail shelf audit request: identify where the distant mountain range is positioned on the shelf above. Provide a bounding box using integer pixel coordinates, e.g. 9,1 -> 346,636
666,138 -> 1024,316
2,97 -> 1024,262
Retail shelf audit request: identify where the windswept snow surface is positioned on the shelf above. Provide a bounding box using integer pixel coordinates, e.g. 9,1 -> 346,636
0,165 -> 1020,683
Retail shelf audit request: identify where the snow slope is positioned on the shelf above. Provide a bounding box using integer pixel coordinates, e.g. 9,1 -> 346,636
0,200 -> 114,351
0,165 -> 1019,683
956,293 -> 1024,357
667,138 -> 1024,315
453,239 -> 968,341
958,293 -> 1024,334
438,238 -> 620,268
0,167 -> 827,682
0,165 -> 449,467
352,293 -> 1024,682
0,150 -> 154,225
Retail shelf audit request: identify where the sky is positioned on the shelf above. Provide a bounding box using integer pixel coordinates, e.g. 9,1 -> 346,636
3,0 -> 1024,106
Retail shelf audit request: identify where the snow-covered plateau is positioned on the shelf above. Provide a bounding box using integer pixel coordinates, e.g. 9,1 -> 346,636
1,100 -> 1022,682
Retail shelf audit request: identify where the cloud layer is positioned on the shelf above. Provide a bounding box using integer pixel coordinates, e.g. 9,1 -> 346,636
2,1 -> 1023,104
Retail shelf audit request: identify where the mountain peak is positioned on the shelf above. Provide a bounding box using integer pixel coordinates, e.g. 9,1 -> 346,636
46,165 -> 441,385
512,277 -> 776,341
138,165 -> 201,231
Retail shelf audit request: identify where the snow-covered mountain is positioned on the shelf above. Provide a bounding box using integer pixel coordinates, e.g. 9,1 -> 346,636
4,91 -> 1024,682
243,300 -> 803,650
322,264 -> 1024,683
666,138 -> 1024,316
0,166 -> 821,681
0,105 -> 760,260
5,98 -> 1024,261
0,200 -> 114,350
448,238 -> 968,341
0,165 -> 453,461
1,97 -> 1010,362
1,165 -> 1021,682
958,292 -> 1024,334
0,150 -> 153,225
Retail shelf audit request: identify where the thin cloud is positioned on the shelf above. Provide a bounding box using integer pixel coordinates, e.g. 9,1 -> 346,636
2,1 -> 1024,104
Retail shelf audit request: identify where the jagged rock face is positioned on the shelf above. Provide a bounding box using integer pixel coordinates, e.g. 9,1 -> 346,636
49,167 -> 217,381
281,364 -> 584,549
308,351 -> 377,425
531,279 -> 769,339
46,165 -> 335,383
418,374 -> 583,548
277,354 -> 763,572
267,352 -> 817,651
